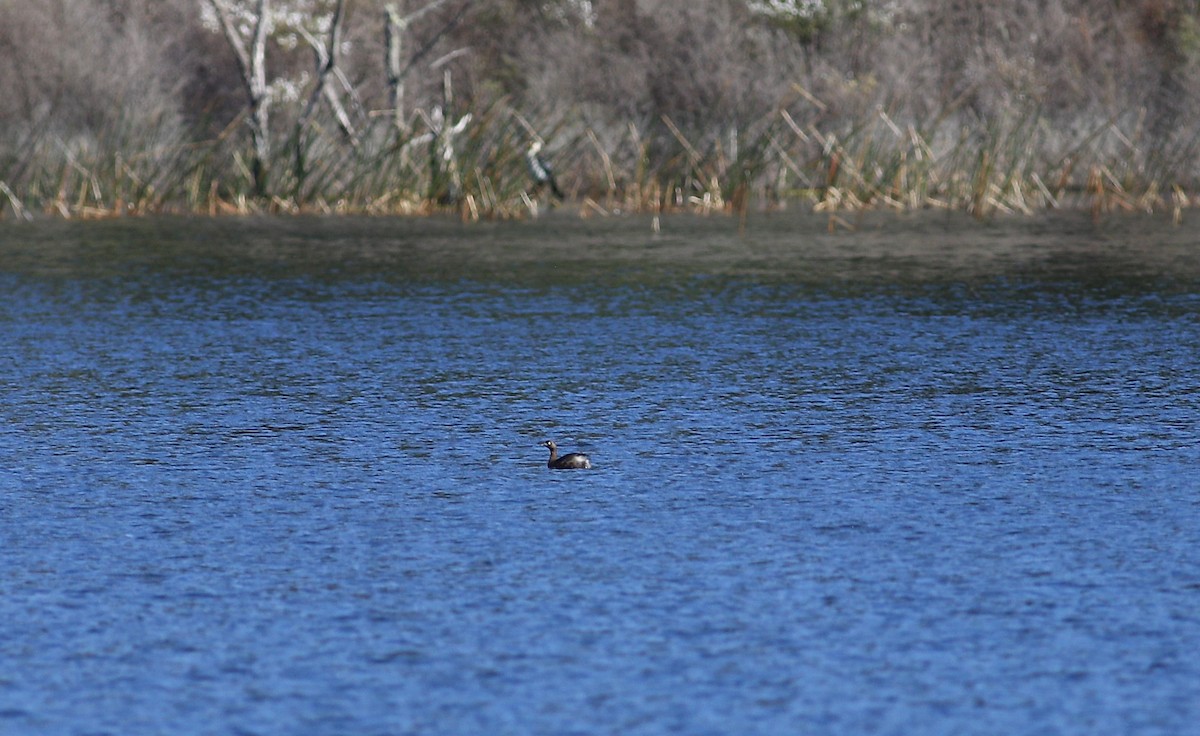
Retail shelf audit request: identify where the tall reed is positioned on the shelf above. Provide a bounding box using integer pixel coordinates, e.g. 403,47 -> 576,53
2,99 -> 1196,221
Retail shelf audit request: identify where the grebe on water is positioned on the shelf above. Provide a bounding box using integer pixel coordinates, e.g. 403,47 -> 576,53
541,440 -> 591,469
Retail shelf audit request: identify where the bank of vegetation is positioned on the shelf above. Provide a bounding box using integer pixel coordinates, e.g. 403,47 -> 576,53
2,0 -> 1200,222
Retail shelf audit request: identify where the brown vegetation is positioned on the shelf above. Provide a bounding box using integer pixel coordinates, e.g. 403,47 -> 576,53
1,0 -> 1199,221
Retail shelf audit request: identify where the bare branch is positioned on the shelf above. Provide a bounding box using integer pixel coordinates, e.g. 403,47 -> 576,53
204,0 -> 252,97
249,0 -> 269,103
384,0 -> 473,133
430,47 -> 470,70
205,0 -> 272,195
295,0 -> 347,133
292,0 -> 356,195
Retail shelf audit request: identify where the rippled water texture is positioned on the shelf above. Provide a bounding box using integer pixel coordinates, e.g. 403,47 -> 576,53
2,212 -> 1199,734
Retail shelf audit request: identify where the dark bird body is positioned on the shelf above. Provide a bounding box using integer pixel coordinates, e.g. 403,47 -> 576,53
541,440 -> 591,469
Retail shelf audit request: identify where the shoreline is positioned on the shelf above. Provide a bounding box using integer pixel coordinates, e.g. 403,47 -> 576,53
1,190 -> 1194,225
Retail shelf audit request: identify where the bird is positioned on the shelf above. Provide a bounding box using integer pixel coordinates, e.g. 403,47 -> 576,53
541,440 -> 591,469
526,140 -> 564,199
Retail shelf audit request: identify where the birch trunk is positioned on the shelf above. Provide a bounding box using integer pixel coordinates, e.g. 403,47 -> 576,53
207,0 -> 272,197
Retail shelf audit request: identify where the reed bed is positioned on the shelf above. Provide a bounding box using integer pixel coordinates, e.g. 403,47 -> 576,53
2,101 -> 1197,222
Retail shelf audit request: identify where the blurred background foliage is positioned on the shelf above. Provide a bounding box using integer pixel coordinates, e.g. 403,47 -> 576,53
2,0 -> 1199,218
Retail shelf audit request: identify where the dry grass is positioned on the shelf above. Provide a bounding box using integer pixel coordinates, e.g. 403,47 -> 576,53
3,100 -> 1197,223
5,0 -> 1200,223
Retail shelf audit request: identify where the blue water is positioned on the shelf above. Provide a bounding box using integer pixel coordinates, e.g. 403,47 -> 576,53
2,213 -> 1199,734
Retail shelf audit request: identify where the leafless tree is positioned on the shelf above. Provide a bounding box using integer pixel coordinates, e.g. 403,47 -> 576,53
3,0 -> 1200,211
205,0 -> 272,196
384,0 -> 467,135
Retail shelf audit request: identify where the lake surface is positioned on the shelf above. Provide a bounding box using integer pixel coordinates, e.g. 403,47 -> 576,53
2,211 -> 1199,735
